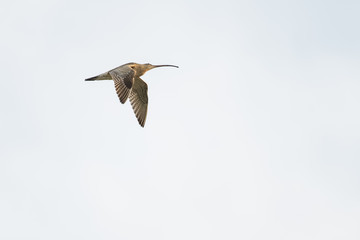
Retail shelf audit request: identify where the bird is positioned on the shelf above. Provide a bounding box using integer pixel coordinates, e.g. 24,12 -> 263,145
85,62 -> 179,127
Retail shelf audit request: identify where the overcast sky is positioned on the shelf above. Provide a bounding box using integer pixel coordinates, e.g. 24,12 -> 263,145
1,0 -> 360,239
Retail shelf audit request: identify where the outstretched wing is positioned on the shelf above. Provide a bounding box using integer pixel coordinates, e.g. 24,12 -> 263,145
109,66 -> 135,104
129,77 -> 148,127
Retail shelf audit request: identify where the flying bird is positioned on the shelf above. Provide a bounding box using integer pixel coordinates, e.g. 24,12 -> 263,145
85,62 -> 178,127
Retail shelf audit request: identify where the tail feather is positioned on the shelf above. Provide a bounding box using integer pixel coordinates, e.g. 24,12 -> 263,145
85,72 -> 111,81
85,76 -> 98,81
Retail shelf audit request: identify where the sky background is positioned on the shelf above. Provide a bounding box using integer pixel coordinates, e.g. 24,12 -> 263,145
1,0 -> 360,239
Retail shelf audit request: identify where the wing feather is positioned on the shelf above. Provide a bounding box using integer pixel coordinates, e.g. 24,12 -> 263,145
129,77 -> 148,127
109,67 -> 135,104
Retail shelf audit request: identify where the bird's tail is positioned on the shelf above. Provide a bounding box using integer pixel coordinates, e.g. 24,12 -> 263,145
85,72 -> 111,81
85,76 -> 98,81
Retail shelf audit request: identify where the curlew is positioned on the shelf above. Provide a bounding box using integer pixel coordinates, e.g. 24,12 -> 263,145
85,62 -> 178,127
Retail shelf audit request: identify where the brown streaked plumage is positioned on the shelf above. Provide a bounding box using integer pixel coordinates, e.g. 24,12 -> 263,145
85,62 -> 179,127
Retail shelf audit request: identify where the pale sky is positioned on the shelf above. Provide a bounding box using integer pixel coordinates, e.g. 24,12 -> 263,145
1,0 -> 360,239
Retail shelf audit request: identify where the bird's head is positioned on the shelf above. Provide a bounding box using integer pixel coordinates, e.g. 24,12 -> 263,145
128,63 -> 178,77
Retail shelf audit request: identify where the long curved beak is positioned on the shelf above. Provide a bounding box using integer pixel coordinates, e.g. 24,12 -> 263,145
152,64 -> 179,69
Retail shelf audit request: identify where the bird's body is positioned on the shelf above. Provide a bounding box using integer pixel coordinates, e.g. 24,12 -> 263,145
85,62 -> 178,127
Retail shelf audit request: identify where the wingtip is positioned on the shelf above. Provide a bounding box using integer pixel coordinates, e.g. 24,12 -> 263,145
119,97 -> 128,104
139,120 -> 145,128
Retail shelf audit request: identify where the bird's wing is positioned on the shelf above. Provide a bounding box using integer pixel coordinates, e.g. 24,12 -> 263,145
109,66 -> 135,104
129,77 -> 148,127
